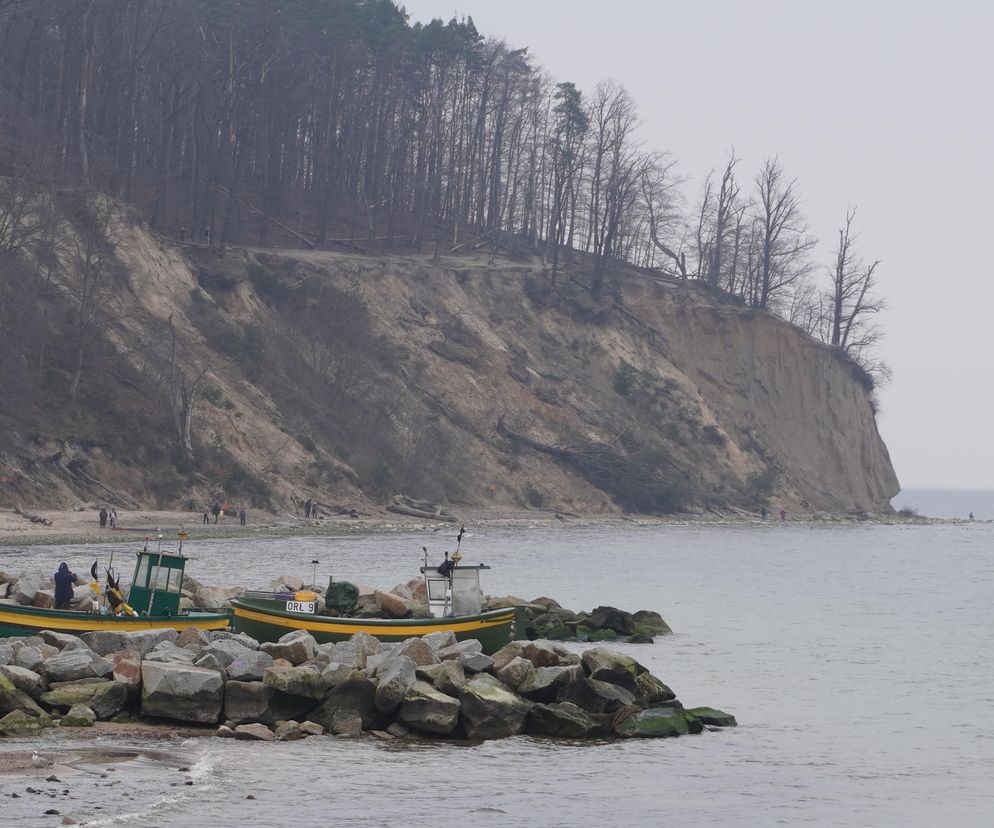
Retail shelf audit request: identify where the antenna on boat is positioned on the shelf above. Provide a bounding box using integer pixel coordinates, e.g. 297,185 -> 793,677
178,527 -> 187,556
310,559 -> 319,590
452,525 -> 465,565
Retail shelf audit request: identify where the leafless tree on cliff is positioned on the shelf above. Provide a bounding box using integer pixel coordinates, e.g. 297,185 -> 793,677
751,157 -> 817,310
826,207 -> 885,367
640,153 -> 687,279
165,315 -> 209,462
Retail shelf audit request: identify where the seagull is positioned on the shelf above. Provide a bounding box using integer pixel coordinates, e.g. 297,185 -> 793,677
31,751 -> 52,776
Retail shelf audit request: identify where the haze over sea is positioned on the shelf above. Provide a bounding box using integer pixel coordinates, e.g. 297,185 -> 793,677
2,492 -> 992,826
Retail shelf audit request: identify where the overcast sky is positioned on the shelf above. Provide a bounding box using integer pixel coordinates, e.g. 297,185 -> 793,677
407,0 -> 994,490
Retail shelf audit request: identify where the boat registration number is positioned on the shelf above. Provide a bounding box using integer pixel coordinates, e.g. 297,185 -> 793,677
286,601 -> 315,614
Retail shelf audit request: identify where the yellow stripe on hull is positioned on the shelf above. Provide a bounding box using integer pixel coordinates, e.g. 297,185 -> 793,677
0,608 -> 228,633
231,605 -> 513,637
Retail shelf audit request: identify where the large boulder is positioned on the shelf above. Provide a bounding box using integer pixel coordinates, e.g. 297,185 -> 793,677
394,637 -> 439,667
331,708 -> 363,737
40,680 -> 127,720
141,662 -> 224,724
0,644 -> 14,666
111,651 -> 142,688
348,632 -> 382,658
614,706 -> 693,738
457,652 -> 494,674
262,665 -> 327,700
316,641 -> 366,670
31,589 -> 54,608
421,630 -> 457,652
43,649 -> 113,682
374,590 -> 413,619
438,639 -> 483,660
588,606 -> 636,636
632,610 -> 671,636
415,660 -> 466,697
62,703 -> 96,727
143,641 -> 198,665
398,680 -> 461,735
633,672 -> 676,706
517,666 -> 575,704
374,656 -> 417,713
0,709 -> 53,733
520,641 -> 573,669
234,723 -> 276,741
526,702 -> 603,738
0,665 -> 46,699
227,650 -> 275,682
176,626 -> 212,654
685,707 -> 737,727
81,628 -> 178,657
38,630 -> 80,650
194,586 -> 243,609
459,674 -> 532,740
205,639 -> 256,669
11,570 -> 48,605
495,656 -> 534,692
490,642 -> 525,672
559,677 -> 635,714
224,681 -> 279,725
13,646 -> 44,672
310,671 -> 379,731
209,630 -> 261,650
261,630 -> 317,666
580,648 -> 642,692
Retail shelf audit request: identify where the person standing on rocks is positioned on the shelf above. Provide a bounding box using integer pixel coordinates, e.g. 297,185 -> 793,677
98,507 -> 108,529
53,562 -> 78,610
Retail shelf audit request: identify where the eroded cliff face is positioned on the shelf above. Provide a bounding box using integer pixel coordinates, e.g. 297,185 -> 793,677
3,219 -> 899,515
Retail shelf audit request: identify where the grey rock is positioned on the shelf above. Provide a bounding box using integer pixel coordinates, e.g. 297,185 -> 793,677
614,706 -> 691,738
0,665 -> 46,699
40,681 -> 127,720
315,641 -> 365,669
299,720 -> 325,736
0,644 -> 14,666
274,720 -> 307,741
13,646 -> 43,672
38,630 -> 80,650
517,665 -> 575,703
227,650 -> 275,682
331,708 -> 363,736
143,641 -> 198,665
348,631 -> 382,657
11,570 -> 48,605
176,626 -> 211,654
415,660 -> 466,697
520,640 -> 574,668
208,630 -> 260,650
495,656 -> 534,692
374,656 -> 416,713
194,653 -> 227,676
395,637 -> 439,667
438,639 -> 483,660
234,723 -> 276,741
421,630 -> 457,652
110,650 -> 142,688
560,677 -> 635,714
141,662 -> 224,724
262,631 -> 317,666
310,671 -> 379,731
398,680 -> 461,735
685,707 -> 737,727
62,703 -> 97,727
580,648 -> 642,692
223,680 -> 315,726
262,665 -> 327,700
632,610 -> 672,636
320,662 -> 354,688
216,725 -> 236,738
457,652 -> 493,674
588,605 -> 636,636
526,701 -> 603,738
459,674 -> 532,739
43,649 -> 113,682
205,639 -> 255,669
634,671 -> 676,706
81,628 -> 178,657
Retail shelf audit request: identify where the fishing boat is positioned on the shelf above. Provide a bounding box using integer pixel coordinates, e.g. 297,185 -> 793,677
0,533 -> 229,638
230,540 -> 522,654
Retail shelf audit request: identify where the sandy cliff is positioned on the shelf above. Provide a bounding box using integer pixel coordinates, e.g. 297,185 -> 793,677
2,220 -> 899,515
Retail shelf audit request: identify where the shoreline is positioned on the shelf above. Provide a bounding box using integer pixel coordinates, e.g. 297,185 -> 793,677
0,506 -> 971,549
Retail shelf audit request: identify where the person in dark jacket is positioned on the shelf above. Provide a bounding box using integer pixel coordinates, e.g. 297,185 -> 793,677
211,502 -> 221,524
98,508 -> 108,529
53,562 -> 78,610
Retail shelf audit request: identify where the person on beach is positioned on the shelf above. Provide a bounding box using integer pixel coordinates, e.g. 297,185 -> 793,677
98,507 -> 108,529
211,502 -> 221,524
779,508 -> 786,522
304,498 -> 312,518
203,509 -> 210,525
761,505 -> 767,520
239,507 -> 247,526
53,562 -> 79,610
109,509 -> 117,529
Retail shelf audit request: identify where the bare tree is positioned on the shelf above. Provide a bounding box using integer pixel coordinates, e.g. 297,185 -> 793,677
704,152 -> 740,288
827,207 -> 885,364
640,152 -> 687,278
752,157 -> 816,309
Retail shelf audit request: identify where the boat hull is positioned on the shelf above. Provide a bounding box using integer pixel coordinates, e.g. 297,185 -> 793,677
0,603 -> 230,638
230,598 -> 519,654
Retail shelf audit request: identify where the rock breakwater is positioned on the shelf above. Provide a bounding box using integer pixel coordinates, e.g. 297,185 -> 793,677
0,626 -> 734,743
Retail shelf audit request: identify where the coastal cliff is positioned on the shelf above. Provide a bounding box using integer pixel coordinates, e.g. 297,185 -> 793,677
0,218 -> 898,516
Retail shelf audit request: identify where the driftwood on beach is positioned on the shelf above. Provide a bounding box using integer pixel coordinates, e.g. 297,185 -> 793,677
14,505 -> 52,526
386,494 -> 458,522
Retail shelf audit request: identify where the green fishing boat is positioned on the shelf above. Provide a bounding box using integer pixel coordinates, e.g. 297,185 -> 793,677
0,535 -> 229,638
231,540 -> 522,654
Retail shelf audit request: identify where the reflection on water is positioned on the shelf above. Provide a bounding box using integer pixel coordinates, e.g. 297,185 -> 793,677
2,520 -> 994,825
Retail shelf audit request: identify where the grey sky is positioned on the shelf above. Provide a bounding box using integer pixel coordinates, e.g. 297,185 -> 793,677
407,0 -> 994,489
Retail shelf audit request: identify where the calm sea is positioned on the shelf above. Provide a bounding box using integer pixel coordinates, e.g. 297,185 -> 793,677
891,487 -> 994,521
2,503 -> 993,826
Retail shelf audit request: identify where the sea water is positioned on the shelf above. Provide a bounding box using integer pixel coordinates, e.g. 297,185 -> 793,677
2,511 -> 993,826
